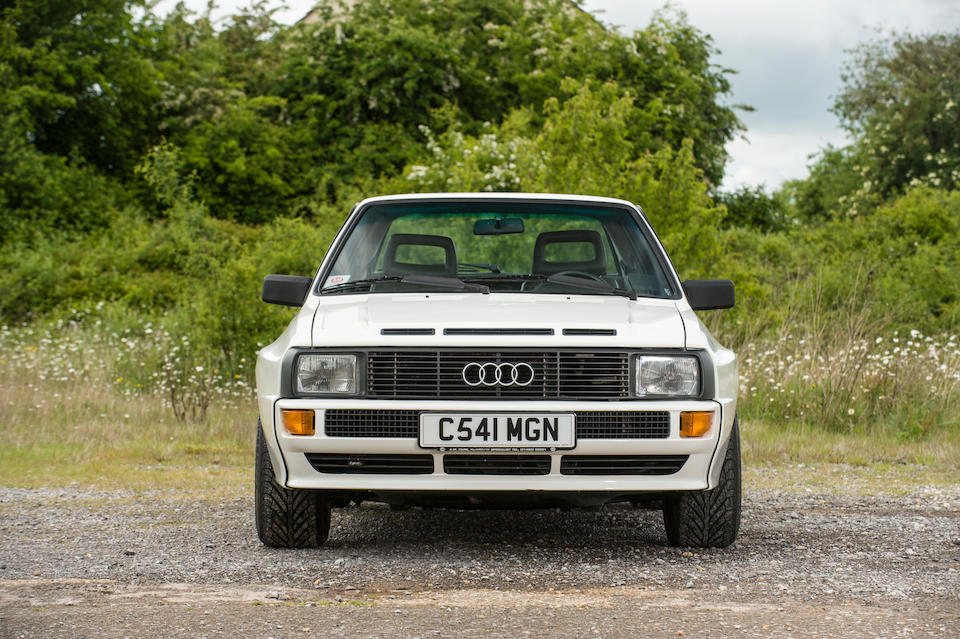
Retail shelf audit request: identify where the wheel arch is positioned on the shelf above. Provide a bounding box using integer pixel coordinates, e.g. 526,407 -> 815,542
260,410 -> 289,487
706,412 -> 739,489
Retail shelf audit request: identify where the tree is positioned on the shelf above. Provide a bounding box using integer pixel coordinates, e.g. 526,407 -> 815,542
834,31 -> 960,197
717,185 -> 789,232
401,79 -> 726,278
0,0 -> 163,241
0,0 -> 162,175
273,0 -> 742,190
0,0 -> 745,233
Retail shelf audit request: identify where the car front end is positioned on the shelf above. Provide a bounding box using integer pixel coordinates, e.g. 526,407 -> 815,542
255,194 -> 740,548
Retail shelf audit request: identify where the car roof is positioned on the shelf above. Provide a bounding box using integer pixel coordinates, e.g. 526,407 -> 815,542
354,192 -> 639,209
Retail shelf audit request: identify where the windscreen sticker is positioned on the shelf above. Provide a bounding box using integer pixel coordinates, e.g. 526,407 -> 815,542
324,274 -> 350,288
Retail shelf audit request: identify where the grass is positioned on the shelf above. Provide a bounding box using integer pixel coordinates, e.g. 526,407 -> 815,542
741,419 -> 960,468
741,420 -> 960,494
0,320 -> 254,491
1,318 -> 957,494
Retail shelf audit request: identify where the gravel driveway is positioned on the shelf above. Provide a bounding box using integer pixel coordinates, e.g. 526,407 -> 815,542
1,478 -> 958,638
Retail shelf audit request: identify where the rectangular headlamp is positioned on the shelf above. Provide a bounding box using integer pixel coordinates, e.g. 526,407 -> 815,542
295,353 -> 358,395
635,355 -> 700,397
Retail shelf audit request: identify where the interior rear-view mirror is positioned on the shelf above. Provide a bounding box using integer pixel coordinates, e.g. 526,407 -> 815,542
474,217 -> 524,235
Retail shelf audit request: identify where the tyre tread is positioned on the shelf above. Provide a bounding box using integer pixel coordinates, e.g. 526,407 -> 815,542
255,422 -> 330,548
663,418 -> 741,548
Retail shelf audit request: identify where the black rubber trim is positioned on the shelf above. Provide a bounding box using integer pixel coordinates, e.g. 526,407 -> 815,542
311,197 -> 684,301
705,406 -> 728,488
268,400 -> 290,487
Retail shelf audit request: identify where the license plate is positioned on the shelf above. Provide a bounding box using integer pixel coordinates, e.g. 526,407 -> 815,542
419,413 -> 575,449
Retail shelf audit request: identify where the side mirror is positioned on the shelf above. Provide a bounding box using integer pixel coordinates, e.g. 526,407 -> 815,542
262,274 -> 312,307
682,279 -> 735,310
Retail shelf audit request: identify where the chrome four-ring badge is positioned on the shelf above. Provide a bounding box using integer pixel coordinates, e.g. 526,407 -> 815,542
462,362 -> 535,387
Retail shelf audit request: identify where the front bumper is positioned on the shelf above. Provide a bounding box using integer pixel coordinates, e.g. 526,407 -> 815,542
260,397 -> 733,493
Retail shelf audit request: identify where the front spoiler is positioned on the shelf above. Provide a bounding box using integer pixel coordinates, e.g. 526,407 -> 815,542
259,397 -> 735,492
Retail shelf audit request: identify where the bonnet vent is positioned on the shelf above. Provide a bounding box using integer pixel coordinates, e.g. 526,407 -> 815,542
381,328 -> 436,335
443,328 -> 554,335
562,329 -> 617,336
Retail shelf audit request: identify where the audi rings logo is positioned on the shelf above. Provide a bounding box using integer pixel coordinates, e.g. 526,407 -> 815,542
462,362 -> 535,387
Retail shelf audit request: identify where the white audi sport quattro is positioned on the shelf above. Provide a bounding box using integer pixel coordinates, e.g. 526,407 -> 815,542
255,193 -> 740,548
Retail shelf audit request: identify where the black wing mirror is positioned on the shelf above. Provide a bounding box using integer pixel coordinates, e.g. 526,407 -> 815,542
681,279 -> 735,310
262,275 -> 312,307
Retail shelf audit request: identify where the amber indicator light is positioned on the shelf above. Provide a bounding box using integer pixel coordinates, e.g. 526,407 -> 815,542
282,409 -> 315,436
680,411 -> 712,437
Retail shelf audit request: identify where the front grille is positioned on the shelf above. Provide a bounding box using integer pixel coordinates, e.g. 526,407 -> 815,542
324,409 -> 419,438
366,350 -> 630,400
560,455 -> 688,476
322,410 -> 669,439
443,455 -> 551,475
575,411 -> 669,439
305,453 -> 433,474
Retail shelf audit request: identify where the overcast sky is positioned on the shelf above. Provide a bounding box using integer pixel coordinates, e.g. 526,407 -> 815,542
156,0 -> 960,191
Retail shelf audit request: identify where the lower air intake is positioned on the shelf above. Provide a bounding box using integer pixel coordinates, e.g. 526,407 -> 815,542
443,455 -> 551,475
305,453 -> 433,474
560,455 -> 688,476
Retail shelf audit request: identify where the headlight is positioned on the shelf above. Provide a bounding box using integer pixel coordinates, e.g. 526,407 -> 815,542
635,355 -> 699,397
296,354 -> 358,394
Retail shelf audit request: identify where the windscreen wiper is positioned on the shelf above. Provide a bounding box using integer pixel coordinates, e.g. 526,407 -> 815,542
401,274 -> 490,294
544,274 -> 637,300
321,275 -> 490,295
319,276 -> 404,294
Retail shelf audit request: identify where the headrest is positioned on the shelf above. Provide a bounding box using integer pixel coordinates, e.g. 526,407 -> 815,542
383,233 -> 457,276
532,230 -> 607,276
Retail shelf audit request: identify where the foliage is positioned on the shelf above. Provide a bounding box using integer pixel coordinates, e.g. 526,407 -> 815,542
178,96 -> 300,223
1,1 -> 958,436
784,31 -> 960,223
0,0 -> 162,175
717,185 -> 789,232
272,0 -> 741,193
738,322 -> 960,440
780,145 -> 875,221
834,31 -> 960,197
401,79 -> 726,278
0,0 -> 742,231
714,186 -> 960,342
0,116 -> 121,244
0,143 -> 340,419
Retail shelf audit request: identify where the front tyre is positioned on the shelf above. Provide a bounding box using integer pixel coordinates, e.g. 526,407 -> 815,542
663,416 -> 741,548
255,421 -> 331,548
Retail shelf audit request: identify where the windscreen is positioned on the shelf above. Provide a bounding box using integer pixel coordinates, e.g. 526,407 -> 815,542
320,201 -> 676,298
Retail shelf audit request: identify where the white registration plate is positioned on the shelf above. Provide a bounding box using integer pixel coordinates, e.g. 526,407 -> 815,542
419,413 -> 575,450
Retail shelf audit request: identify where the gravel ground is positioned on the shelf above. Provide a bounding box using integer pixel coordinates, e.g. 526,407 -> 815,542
1,481 -> 959,638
